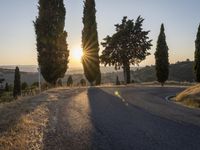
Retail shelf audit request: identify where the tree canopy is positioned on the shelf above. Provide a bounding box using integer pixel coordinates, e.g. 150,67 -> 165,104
34,0 -> 69,85
155,24 -> 169,86
82,0 -> 101,85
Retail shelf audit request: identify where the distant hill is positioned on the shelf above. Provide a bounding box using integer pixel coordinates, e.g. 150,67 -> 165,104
0,60 -> 196,86
0,68 -> 40,85
132,60 -> 195,82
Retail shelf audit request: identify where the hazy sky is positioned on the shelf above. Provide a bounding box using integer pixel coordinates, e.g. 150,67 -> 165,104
0,0 -> 200,68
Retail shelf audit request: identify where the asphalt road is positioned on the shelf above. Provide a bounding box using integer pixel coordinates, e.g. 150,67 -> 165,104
43,86 -> 200,150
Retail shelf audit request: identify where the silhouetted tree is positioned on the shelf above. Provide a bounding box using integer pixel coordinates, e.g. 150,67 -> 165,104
21,82 -> 28,90
155,24 -> 169,86
80,79 -> 87,86
4,82 -> 9,92
101,16 -> 152,84
67,75 -> 73,87
34,0 -> 69,85
194,24 -> 200,82
116,76 -> 120,85
82,0 -> 101,85
13,67 -> 21,98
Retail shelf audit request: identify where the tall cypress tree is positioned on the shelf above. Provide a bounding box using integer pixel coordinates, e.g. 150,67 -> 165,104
82,0 -> 101,86
194,24 -> 200,82
67,75 -> 73,87
155,24 -> 169,86
34,0 -> 69,85
13,67 -> 21,98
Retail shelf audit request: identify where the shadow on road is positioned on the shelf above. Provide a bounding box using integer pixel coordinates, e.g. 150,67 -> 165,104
37,87 -> 200,150
87,87 -> 200,150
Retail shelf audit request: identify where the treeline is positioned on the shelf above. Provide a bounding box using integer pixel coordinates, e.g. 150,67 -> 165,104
32,0 -> 200,87
0,66 -> 89,102
132,60 -> 195,83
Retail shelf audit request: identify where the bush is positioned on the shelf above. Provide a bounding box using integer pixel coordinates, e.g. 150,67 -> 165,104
21,82 -> 28,90
32,82 -> 39,88
0,92 -> 13,103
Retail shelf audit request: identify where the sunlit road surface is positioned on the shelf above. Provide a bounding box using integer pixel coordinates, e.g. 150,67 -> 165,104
1,86 -> 200,150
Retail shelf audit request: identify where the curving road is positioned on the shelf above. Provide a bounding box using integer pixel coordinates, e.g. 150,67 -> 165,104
1,86 -> 200,150
43,86 -> 200,150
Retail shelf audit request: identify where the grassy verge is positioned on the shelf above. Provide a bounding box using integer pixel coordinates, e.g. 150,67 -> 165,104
141,81 -> 195,86
175,84 -> 200,108
0,92 -> 50,149
0,92 -> 13,103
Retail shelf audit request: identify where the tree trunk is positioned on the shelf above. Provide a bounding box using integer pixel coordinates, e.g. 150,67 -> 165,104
123,68 -> 127,84
123,63 -> 131,84
126,65 -> 131,84
90,82 -> 94,86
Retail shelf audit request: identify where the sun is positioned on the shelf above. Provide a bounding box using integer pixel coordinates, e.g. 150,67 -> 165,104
71,47 -> 83,60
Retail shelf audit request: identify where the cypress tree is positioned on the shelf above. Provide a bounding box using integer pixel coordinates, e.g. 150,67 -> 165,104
34,0 -> 69,85
80,79 -> 87,86
155,24 -> 169,86
116,76 -> 120,85
13,67 -> 21,98
194,24 -> 200,82
5,82 -> 9,92
82,0 -> 101,86
67,75 -> 73,87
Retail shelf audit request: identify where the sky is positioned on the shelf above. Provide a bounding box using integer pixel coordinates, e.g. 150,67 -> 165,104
0,0 -> 200,69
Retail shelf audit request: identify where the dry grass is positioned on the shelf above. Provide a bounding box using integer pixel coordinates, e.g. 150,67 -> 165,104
176,84 -> 200,108
141,81 -> 195,86
0,92 -> 13,103
0,94 -> 49,150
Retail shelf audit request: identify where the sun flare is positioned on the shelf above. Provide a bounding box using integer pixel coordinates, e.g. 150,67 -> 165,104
71,47 -> 83,60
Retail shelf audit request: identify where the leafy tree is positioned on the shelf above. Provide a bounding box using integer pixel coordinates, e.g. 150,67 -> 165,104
13,67 -> 21,98
34,0 -> 69,85
194,24 -> 200,82
116,76 -> 120,85
80,79 -> 87,86
82,0 -> 101,85
4,82 -> 9,92
21,82 -> 28,90
101,16 -> 152,84
155,24 -> 169,86
67,75 -> 73,87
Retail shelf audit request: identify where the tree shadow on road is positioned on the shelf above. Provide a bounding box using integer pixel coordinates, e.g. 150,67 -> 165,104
87,87 -> 200,150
